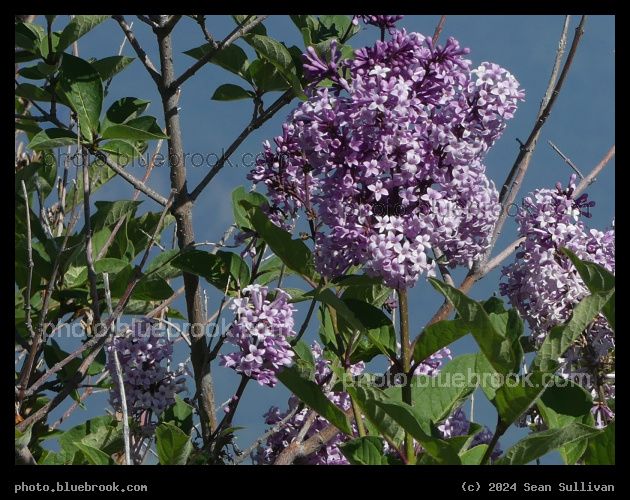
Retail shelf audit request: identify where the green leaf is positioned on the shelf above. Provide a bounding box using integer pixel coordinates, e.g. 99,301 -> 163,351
242,201 -> 318,283
73,443 -> 117,465
16,82 -> 53,103
231,186 -> 268,232
70,258 -> 128,288
537,378 -> 595,464
44,339 -> 82,382
460,445 -> 488,465
495,423 -> 601,465
90,200 -> 142,232
162,394 -> 194,435
276,365 -> 353,436
257,256 -> 295,286
413,318 -> 469,366
475,350 -> 502,402
102,97 -> 151,127
249,58 -> 291,93
493,371 -> 553,428
562,247 -> 615,331
156,422 -> 192,465
98,139 -> 146,163
171,249 -> 250,294
38,32 -> 61,60
340,298 -> 397,362
57,15 -> 111,53
242,34 -> 295,82
145,249 -> 182,280
562,247 -> 615,293
15,425 -> 33,449
15,22 -> 43,52
582,419 -> 614,465
292,339 -> 316,368
55,416 -> 122,464
211,83 -> 254,101
317,15 -> 360,42
17,65 -> 46,80
340,282 -> 390,308
90,55 -> 135,81
410,354 -> 479,429
343,379 -> 405,447
126,211 -> 174,255
184,42 -> 252,83
37,58 -> 63,76
290,15 -> 319,38
100,115 -> 168,140
339,436 -> 386,465
59,54 -> 103,142
531,287 -> 615,372
28,128 -> 78,150
429,279 -> 515,376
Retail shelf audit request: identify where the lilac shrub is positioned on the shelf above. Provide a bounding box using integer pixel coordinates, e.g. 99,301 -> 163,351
249,23 -> 525,289
500,176 -> 615,427
220,284 -> 296,388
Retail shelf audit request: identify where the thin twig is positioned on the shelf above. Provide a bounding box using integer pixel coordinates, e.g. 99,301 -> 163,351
103,272 -> 131,464
432,15 -> 447,44
575,145 -> 615,197
20,181 -> 35,339
492,16 -> 584,251
190,89 -> 294,201
432,247 -> 454,287
82,146 -> 101,325
112,15 -> 162,88
291,298 -> 317,346
104,21 -> 133,95
482,237 -> 526,276
94,150 -> 168,206
548,140 -> 584,178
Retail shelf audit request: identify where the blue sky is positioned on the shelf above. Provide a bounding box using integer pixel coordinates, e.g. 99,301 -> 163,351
22,15 -> 615,465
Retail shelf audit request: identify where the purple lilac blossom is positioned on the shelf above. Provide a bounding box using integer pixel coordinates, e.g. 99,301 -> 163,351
106,320 -> 187,422
249,28 -> 524,289
500,176 -> 615,426
220,284 -> 296,388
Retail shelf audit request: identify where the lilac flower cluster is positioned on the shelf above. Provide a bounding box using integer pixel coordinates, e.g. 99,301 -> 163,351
253,342 -> 363,465
438,407 -> 503,462
500,176 -> 615,426
249,28 -> 524,289
220,284 -> 295,388
106,320 -> 187,421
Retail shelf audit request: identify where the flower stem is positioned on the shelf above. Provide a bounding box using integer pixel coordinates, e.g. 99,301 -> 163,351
398,288 -> 415,464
